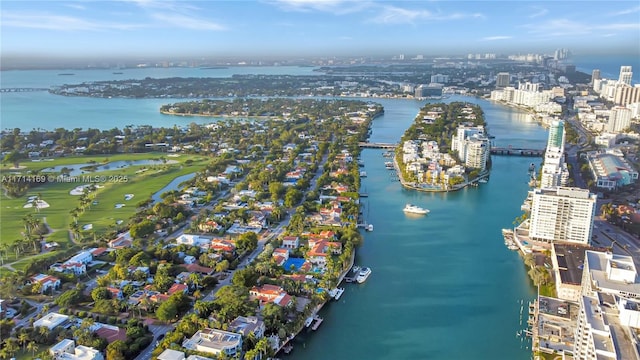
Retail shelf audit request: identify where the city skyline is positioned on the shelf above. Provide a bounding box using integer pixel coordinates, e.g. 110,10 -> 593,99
2,0 -> 640,62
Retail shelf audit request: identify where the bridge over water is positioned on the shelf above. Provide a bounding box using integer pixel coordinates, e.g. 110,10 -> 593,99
490,147 -> 544,157
0,88 -> 49,93
358,142 -> 398,149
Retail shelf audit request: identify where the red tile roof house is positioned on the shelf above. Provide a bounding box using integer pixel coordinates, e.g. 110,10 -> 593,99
49,262 -> 86,275
30,274 -> 61,293
108,232 -> 132,248
210,239 -> 236,253
167,283 -> 188,296
282,236 -> 300,249
106,287 -> 123,300
272,255 -> 287,267
249,284 -> 292,307
272,248 -> 290,261
306,241 -> 343,269
94,323 -> 127,343
183,263 -> 215,276
91,247 -> 108,257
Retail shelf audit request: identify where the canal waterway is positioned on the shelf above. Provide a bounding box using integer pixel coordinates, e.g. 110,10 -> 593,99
2,69 -> 548,358
290,97 -> 545,359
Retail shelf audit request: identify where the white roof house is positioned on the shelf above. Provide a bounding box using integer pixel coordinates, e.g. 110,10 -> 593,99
34,312 -> 69,330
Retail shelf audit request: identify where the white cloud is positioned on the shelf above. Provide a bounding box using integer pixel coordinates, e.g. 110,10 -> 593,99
523,18 -> 640,38
596,23 -> 640,31
269,0 -> 368,14
481,36 -> 512,41
608,5 -> 640,16
125,0 -> 225,31
371,5 -> 483,24
150,12 -> 226,31
64,3 -> 87,11
1,11 -> 141,31
528,7 -> 547,18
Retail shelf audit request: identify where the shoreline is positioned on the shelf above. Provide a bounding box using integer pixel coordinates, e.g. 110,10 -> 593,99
392,143 -> 489,194
160,110 -> 278,119
275,240 -> 356,355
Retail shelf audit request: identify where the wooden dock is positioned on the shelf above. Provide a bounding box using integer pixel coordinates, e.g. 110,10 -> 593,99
311,315 -> 324,331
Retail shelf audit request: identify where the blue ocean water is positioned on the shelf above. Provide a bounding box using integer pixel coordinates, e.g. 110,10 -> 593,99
572,54 -> 640,83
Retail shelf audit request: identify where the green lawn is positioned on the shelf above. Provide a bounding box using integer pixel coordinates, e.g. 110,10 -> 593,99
1,153 -> 208,251
539,283 -> 556,298
3,152 -> 178,172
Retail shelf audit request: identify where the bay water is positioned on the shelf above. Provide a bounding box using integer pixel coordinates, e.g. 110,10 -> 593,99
2,68 -> 551,359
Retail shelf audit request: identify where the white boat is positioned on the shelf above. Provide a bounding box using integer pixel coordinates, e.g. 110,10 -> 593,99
366,224 -> 374,231
478,178 -> 488,183
356,267 -> 372,283
403,204 -> 429,215
360,171 -> 367,177
333,288 -> 345,300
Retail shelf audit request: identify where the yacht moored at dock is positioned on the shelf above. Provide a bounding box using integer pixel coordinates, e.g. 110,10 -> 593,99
332,288 -> 345,300
356,267 -> 372,283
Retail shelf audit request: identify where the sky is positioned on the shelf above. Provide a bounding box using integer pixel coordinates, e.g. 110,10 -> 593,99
1,0 -> 640,60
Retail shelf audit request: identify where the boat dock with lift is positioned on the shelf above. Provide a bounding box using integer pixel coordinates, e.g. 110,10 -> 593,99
502,228 -> 519,251
310,315 -> 324,331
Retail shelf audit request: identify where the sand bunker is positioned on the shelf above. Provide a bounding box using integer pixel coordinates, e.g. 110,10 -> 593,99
23,200 -> 50,209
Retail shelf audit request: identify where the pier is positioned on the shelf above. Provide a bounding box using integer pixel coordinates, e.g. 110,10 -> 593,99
358,142 -> 398,149
490,147 -> 544,157
310,315 -> 324,331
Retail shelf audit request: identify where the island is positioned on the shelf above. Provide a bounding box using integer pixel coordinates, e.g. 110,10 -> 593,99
395,102 -> 490,192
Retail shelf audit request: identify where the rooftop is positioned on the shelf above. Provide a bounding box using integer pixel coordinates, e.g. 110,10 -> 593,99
182,328 -> 242,354
158,349 -> 186,360
553,243 -> 589,286
33,312 -> 69,330
586,251 -> 640,296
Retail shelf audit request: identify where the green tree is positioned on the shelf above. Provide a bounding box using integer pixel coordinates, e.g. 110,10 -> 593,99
91,287 -> 111,301
129,220 -> 155,238
27,341 -> 39,358
106,340 -> 127,360
55,289 -> 83,307
262,303 -> 285,333
156,300 -> 178,322
236,232 -> 258,253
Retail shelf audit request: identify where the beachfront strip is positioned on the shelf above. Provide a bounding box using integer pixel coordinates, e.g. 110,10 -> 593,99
500,77 -> 640,359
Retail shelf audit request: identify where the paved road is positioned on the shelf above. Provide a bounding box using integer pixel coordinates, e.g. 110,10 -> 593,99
134,152 -> 328,359
134,323 -> 175,360
592,213 -> 640,267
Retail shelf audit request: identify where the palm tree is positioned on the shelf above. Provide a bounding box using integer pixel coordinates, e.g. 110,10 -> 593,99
38,325 -> 50,340
188,272 -> 202,289
70,208 -> 80,225
0,243 -> 8,265
27,341 -> 39,358
18,332 -> 29,351
255,337 -> 272,358
4,338 -> 19,358
23,214 -> 33,236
